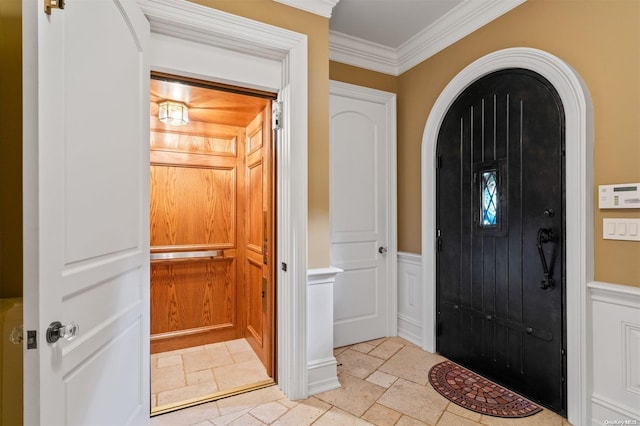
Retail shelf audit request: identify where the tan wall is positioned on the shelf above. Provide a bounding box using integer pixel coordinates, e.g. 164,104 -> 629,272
397,0 -> 640,286
189,0 -> 331,268
330,61 -> 398,94
0,0 -> 23,298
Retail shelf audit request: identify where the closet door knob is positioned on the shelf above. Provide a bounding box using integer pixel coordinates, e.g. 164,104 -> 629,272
46,321 -> 79,343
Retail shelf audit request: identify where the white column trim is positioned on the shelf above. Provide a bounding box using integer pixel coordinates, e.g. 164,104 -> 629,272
420,47 -> 594,425
306,267 -> 342,395
137,0 -> 309,400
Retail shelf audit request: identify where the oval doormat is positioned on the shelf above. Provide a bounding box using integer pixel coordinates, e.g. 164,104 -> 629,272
428,361 -> 543,418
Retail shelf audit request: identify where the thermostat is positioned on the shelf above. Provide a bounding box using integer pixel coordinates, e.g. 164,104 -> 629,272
599,183 -> 640,209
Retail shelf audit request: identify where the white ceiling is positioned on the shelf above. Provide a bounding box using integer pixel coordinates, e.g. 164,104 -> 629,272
329,0 -> 464,49
326,0 -> 526,75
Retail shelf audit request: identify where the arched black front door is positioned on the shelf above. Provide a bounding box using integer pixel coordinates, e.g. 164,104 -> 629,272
436,69 -> 566,414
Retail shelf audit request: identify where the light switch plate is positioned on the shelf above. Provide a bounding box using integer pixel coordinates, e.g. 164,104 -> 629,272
603,218 -> 640,241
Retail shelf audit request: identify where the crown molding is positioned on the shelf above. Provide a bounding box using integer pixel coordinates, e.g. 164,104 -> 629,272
329,0 -> 526,76
329,31 -> 398,75
397,0 -> 526,73
274,0 -> 340,18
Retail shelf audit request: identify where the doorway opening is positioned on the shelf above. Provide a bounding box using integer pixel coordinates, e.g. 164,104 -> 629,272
149,73 -> 277,415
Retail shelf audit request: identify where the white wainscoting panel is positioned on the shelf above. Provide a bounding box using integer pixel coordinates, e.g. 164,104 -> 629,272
398,252 -> 423,347
589,281 -> 640,425
307,267 -> 342,395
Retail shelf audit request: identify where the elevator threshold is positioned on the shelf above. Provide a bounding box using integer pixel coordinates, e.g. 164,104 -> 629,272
151,379 -> 275,416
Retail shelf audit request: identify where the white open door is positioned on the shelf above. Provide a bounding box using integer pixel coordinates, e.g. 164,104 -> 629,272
23,1 -> 150,424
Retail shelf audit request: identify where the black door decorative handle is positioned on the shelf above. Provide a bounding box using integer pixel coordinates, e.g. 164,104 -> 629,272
537,228 -> 554,289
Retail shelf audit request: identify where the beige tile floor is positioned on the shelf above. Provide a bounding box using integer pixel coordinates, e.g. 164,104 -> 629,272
151,338 -> 272,410
151,337 -> 572,426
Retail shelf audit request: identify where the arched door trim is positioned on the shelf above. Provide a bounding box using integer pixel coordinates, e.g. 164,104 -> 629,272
420,47 -> 593,425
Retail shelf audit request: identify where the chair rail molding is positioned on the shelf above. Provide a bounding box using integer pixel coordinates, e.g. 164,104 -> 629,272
421,47 -> 594,426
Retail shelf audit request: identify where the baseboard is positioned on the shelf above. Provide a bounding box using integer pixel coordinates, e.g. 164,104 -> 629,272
307,357 -> 340,395
397,314 -> 422,347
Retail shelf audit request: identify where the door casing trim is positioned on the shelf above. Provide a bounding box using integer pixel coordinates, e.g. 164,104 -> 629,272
138,0 -> 309,400
420,47 -> 593,425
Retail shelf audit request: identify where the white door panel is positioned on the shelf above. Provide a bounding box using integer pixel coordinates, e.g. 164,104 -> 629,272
331,112 -> 377,234
25,1 -> 150,424
330,82 -> 396,348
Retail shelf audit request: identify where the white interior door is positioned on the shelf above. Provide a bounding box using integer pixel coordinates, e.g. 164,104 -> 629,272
329,81 -> 397,348
23,1 -> 150,424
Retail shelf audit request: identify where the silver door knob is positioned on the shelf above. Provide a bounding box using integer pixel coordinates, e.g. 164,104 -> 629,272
46,321 -> 79,343
378,246 -> 387,254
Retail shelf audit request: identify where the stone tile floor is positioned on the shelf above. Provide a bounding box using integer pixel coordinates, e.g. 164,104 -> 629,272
151,337 -> 572,425
151,338 -> 271,410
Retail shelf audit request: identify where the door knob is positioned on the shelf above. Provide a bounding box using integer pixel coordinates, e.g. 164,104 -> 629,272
46,321 -> 79,343
378,246 -> 387,254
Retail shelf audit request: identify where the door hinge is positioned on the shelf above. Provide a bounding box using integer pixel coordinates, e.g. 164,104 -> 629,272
27,330 -> 37,350
272,101 -> 283,131
44,0 -> 64,15
436,154 -> 442,169
281,262 -> 287,272
436,229 -> 442,251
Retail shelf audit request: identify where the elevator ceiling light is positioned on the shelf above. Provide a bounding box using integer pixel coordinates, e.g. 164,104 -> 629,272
158,100 -> 189,126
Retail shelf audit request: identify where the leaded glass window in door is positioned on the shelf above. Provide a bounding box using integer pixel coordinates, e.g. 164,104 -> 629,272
481,170 -> 498,226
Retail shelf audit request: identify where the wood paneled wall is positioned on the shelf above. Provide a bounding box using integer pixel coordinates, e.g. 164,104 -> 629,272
150,123 -> 247,353
150,102 -> 274,375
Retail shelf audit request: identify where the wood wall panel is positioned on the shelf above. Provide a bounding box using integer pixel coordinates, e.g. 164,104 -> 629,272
247,124 -> 263,155
248,161 -> 263,252
150,259 -> 236,335
150,117 -> 245,353
150,130 -> 237,156
150,165 -> 236,248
